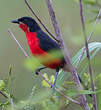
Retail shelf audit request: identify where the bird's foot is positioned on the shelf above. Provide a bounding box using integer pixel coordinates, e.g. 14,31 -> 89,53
35,67 -> 47,75
35,69 -> 40,75
50,82 -> 56,89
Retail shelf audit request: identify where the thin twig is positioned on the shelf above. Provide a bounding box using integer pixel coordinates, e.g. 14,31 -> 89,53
8,29 -> 29,58
8,29 -> 80,105
0,91 -> 8,98
75,9 -> 101,69
46,0 -> 73,72
46,0 -> 90,110
0,90 -> 14,110
79,0 -> 98,110
38,71 -> 80,105
0,82 -> 15,109
24,0 -> 59,42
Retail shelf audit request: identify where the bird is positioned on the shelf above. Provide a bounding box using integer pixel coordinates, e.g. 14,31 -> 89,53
11,16 -> 70,88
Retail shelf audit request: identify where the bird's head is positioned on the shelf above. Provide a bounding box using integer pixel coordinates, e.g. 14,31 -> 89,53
12,17 -> 41,33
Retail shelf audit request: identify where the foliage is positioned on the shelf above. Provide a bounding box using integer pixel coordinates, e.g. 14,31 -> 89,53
0,41 -> 99,110
0,0 -> 101,110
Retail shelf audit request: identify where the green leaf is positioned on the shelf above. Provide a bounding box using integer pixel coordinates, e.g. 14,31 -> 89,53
56,70 -> 70,89
72,42 -> 101,66
82,0 -> 96,5
50,75 -> 55,84
80,48 -> 100,75
88,103 -> 93,109
89,9 -> 99,14
0,80 -> 5,90
42,73 -> 50,87
7,88 -> 52,110
66,89 -> 101,97
8,65 -> 12,76
54,42 -> 101,89
94,73 -> 101,82
74,0 -> 96,5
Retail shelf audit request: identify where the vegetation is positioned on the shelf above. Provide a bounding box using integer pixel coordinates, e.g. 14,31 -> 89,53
0,0 -> 101,110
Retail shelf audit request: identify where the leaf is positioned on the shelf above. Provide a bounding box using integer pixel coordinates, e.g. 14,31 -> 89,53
8,65 -> 12,76
0,80 -> 5,90
82,0 -> 96,5
42,73 -> 50,87
74,0 -> 96,5
89,9 -> 99,14
50,75 -> 55,84
66,89 -> 101,97
7,89 -> 52,110
41,74 -> 55,87
54,42 -> 101,89
55,70 -> 70,89
72,42 -> 101,66
88,103 -> 93,109
94,73 -> 101,82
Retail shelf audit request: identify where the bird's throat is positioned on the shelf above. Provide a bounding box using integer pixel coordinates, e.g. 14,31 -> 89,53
19,23 -> 29,34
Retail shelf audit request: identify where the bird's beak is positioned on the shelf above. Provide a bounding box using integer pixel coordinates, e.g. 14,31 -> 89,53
11,19 -> 19,24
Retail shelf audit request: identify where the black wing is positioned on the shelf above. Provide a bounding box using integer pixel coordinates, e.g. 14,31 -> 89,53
36,30 -> 65,68
36,30 -> 60,52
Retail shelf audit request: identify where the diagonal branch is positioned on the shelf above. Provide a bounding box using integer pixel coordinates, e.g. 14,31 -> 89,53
79,0 -> 98,110
8,29 -> 29,58
0,89 -> 14,109
38,71 -> 80,105
46,0 -> 90,110
24,0 -> 59,42
75,9 -> 101,69
8,29 -> 80,105
0,91 -> 8,98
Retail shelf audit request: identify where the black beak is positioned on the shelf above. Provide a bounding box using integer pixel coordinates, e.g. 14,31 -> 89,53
11,19 -> 19,24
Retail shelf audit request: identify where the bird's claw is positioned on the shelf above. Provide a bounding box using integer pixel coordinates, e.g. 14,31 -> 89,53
35,69 -> 40,75
35,67 -> 47,75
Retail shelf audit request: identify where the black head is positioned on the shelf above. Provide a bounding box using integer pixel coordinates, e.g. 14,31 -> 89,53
12,16 -> 41,32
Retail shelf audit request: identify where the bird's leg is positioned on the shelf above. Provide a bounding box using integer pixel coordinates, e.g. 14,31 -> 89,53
35,66 -> 47,75
51,68 -> 59,88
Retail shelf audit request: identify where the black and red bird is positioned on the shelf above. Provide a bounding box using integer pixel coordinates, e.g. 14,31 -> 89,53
12,16 -> 68,87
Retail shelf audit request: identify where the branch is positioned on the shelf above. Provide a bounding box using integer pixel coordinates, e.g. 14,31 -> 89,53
0,91 -> 14,110
75,9 -> 101,69
46,0 -> 73,73
24,0 -> 59,42
38,71 -> 80,105
46,0 -> 90,110
79,0 -> 98,110
8,29 -> 29,58
8,29 -> 80,105
0,91 -> 8,98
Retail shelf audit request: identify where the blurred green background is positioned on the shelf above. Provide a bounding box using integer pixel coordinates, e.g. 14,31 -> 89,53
0,0 -> 101,108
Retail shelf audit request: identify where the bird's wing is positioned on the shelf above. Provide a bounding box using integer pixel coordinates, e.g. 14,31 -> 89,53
36,30 -> 65,68
36,30 -> 60,52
